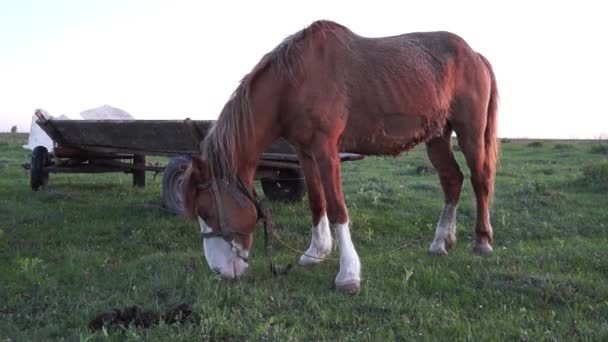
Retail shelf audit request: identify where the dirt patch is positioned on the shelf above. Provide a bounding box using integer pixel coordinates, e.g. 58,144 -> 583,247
415,165 -> 435,175
88,303 -> 196,331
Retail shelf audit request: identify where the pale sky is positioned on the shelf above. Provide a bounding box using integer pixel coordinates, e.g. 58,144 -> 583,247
0,0 -> 606,138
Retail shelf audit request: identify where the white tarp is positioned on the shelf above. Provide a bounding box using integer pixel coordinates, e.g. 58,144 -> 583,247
23,105 -> 134,151
22,109 -> 67,151
80,105 -> 134,120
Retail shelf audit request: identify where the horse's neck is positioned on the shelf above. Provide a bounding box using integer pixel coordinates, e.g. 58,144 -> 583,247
235,69 -> 285,185
236,114 -> 281,185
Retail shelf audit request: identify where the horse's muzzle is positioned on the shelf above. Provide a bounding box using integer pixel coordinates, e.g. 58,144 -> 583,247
215,257 -> 249,280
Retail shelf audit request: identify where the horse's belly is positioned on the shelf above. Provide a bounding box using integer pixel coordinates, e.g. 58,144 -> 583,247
340,112 -> 444,155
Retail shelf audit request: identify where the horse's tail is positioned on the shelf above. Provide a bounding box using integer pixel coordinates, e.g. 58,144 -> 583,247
478,53 -> 499,202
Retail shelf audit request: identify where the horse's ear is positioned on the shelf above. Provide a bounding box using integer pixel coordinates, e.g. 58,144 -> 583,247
190,155 -> 210,179
183,155 -> 210,220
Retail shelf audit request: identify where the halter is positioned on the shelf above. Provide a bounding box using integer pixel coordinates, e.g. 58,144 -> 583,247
196,177 -> 259,262
196,175 -> 291,275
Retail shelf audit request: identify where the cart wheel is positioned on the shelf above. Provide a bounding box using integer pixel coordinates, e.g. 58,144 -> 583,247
132,154 -> 146,187
162,156 -> 192,215
261,168 -> 306,202
31,146 -> 49,191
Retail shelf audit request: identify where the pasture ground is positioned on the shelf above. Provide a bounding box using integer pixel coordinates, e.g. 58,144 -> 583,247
1,133 -> 607,340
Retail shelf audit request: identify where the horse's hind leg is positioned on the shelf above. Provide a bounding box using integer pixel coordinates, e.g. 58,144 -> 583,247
453,121 -> 494,254
426,130 -> 464,255
295,151 -> 333,266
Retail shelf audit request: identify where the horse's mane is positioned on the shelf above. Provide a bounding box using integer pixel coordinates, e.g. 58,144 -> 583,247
201,20 -> 351,180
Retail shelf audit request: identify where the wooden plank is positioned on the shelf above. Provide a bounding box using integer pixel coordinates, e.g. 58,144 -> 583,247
36,118 -> 364,161
37,119 -> 297,156
38,120 -> 213,153
46,165 -> 131,174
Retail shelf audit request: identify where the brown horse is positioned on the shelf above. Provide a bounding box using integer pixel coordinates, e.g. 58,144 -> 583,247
183,20 -> 499,294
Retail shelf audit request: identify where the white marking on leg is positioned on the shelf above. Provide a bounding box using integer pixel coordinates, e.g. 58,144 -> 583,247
334,220 -> 361,293
429,203 -> 458,255
299,213 -> 333,265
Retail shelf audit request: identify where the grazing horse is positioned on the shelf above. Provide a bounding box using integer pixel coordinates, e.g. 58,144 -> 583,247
183,20 -> 499,294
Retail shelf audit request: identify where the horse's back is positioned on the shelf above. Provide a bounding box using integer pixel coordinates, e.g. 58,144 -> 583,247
334,31 -> 478,155
281,22 -> 488,156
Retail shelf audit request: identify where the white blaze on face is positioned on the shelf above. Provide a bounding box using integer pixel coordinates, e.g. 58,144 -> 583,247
198,217 -> 249,279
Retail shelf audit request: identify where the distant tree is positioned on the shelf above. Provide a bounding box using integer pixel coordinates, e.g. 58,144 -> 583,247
10,126 -> 17,133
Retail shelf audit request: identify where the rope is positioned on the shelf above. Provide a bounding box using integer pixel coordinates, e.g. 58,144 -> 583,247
269,224 -> 423,262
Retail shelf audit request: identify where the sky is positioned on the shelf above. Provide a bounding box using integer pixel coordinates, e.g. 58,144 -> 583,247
0,0 -> 606,139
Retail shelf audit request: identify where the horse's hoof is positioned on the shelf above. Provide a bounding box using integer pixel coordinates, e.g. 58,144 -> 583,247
428,247 -> 448,256
473,243 -> 493,255
299,254 -> 323,266
429,241 -> 448,256
336,280 -> 360,295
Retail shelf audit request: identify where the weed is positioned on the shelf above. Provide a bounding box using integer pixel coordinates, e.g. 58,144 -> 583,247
356,179 -> 397,206
18,257 -> 44,274
539,168 -> 555,175
0,228 -> 6,248
590,144 -> 608,155
554,143 -> 574,150
581,159 -> 608,187
403,266 -> 414,286
415,165 -> 435,175
527,141 -> 543,148
17,257 -> 45,286
519,179 -> 549,196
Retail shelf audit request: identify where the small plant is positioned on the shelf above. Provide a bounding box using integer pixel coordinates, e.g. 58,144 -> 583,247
364,227 -> 374,241
590,144 -> 608,155
520,179 -> 549,196
554,143 -> 574,150
18,257 -> 43,274
590,136 -> 608,154
10,126 -> 17,133
403,266 -> 414,286
18,257 -> 45,285
527,141 -> 543,148
0,228 -> 6,248
581,159 -> 608,187
501,138 -> 512,143
415,165 -> 435,175
356,179 -> 396,206
540,168 -> 555,175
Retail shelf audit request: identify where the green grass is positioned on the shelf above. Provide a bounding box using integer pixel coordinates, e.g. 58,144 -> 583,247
1,134 -> 607,340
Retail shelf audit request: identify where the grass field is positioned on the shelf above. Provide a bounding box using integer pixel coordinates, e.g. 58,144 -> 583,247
1,133 -> 607,340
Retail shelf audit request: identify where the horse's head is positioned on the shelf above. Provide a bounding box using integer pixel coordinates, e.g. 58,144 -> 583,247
183,155 -> 260,279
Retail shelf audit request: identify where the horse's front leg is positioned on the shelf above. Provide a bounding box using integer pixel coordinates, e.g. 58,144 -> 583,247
295,151 -> 333,266
313,144 -> 361,294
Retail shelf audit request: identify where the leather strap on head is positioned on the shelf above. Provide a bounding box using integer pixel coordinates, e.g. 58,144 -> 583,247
196,175 -> 291,274
200,178 -> 254,242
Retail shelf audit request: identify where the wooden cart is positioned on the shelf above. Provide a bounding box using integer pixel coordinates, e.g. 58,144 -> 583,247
29,110 -> 363,214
